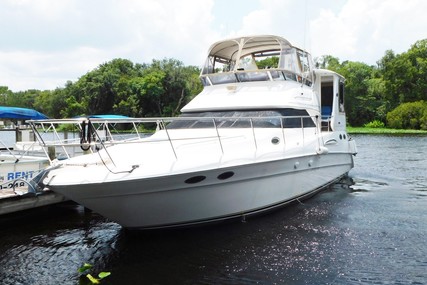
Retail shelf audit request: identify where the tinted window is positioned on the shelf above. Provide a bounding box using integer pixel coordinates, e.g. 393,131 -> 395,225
167,109 -> 315,129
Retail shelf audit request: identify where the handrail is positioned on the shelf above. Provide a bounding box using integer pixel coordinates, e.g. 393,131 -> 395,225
27,115 -> 321,165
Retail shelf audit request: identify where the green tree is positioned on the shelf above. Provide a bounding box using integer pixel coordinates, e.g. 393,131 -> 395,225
256,56 -> 279,69
386,100 -> 427,129
378,39 -> 427,109
57,58 -> 202,118
0,86 -> 12,105
314,55 -> 341,71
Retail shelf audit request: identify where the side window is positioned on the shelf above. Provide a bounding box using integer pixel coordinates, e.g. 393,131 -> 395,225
298,51 -> 310,73
237,54 -> 258,70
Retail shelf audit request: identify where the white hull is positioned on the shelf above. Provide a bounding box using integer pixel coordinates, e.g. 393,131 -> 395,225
49,152 -> 353,229
0,155 -> 49,190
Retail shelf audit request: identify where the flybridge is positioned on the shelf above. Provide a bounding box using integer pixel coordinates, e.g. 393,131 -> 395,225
200,35 -> 314,86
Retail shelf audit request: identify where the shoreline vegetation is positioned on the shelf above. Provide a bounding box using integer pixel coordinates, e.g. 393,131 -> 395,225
347,126 -> 427,135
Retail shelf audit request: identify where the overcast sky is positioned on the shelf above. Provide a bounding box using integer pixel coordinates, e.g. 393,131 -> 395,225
1,0 -> 426,92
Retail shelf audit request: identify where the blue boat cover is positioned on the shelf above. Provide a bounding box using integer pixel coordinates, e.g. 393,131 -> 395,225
0,106 -> 48,120
88,114 -> 130,119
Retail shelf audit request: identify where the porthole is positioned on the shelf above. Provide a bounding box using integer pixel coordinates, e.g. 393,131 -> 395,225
185,175 -> 206,184
271,137 -> 280,145
217,171 -> 235,180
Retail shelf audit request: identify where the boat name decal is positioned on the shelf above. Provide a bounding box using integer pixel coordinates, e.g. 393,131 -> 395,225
0,171 -> 35,189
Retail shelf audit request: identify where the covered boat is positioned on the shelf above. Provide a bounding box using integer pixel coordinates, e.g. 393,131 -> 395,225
0,106 -> 49,195
29,35 -> 357,229
0,106 -> 48,120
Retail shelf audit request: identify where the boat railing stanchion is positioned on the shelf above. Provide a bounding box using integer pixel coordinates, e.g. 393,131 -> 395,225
132,121 -> 140,139
53,121 -> 71,159
212,118 -> 224,155
29,121 -> 53,164
280,116 -> 286,151
249,118 -> 257,150
301,116 -> 305,146
162,118 -> 177,159
315,115 -> 324,151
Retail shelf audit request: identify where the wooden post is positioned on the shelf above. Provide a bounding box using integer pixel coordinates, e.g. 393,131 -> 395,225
48,146 -> 56,160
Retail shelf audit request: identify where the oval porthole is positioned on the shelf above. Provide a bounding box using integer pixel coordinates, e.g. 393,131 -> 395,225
217,171 -> 235,180
271,137 -> 280,145
185,175 -> 206,184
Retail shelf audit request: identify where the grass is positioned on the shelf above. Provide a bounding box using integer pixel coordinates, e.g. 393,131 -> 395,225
347,126 -> 427,135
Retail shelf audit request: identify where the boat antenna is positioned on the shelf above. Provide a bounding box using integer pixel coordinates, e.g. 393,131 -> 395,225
303,0 -> 308,52
301,0 -> 311,89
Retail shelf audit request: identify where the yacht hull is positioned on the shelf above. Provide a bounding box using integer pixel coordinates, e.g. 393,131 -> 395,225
49,152 -> 353,229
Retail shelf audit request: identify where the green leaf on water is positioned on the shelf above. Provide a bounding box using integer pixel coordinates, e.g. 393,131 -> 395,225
98,271 -> 111,279
86,274 -> 100,284
78,263 -> 93,273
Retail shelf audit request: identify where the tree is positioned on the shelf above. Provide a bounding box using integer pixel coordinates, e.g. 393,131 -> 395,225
386,100 -> 427,130
55,58 -> 202,118
314,55 -> 341,70
378,39 -> 427,109
0,86 -> 12,105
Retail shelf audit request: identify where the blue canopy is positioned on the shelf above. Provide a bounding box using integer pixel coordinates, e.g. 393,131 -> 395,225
0,106 -> 48,120
88,114 -> 130,119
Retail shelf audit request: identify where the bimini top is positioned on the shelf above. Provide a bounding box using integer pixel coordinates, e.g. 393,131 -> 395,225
0,106 -> 48,120
200,35 -> 314,86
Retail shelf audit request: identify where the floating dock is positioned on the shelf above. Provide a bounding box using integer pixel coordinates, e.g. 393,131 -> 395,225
0,188 -> 67,215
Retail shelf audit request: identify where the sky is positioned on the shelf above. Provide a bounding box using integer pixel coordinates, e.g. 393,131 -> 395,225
0,0 -> 426,92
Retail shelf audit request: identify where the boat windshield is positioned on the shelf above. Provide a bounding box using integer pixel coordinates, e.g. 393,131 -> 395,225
200,36 -> 313,87
200,48 -> 312,87
167,109 -> 315,129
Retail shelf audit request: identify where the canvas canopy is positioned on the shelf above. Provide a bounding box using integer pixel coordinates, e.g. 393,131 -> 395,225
0,106 -> 48,120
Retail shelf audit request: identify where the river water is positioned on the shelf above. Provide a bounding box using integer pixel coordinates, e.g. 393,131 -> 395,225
0,134 -> 426,284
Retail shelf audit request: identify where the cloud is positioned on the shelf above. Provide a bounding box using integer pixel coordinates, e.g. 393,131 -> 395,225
0,0 -> 217,91
309,0 -> 427,64
0,0 -> 426,91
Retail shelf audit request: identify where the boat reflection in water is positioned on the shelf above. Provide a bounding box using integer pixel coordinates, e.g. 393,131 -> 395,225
28,35 -> 357,229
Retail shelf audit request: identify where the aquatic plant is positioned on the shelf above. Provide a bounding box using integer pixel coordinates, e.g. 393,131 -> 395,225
78,263 -> 111,284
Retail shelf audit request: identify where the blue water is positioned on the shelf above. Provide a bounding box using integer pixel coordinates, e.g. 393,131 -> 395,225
0,134 -> 426,284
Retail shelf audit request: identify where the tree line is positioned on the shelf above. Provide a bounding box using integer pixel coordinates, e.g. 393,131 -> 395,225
316,38 -> 427,129
0,58 -> 203,120
1,39 -> 426,129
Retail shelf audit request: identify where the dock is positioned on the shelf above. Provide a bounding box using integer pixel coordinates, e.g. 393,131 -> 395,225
0,188 -> 67,215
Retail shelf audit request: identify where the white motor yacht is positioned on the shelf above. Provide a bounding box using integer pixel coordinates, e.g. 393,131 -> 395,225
29,35 -> 357,229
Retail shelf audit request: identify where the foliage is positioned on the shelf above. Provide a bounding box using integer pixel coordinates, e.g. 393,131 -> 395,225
1,37 -> 426,130
386,100 -> 427,130
347,126 -> 427,134
256,56 -> 279,69
78,263 -> 111,284
315,38 -> 426,127
51,58 -> 202,118
378,40 -> 427,109
364,120 -> 385,128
